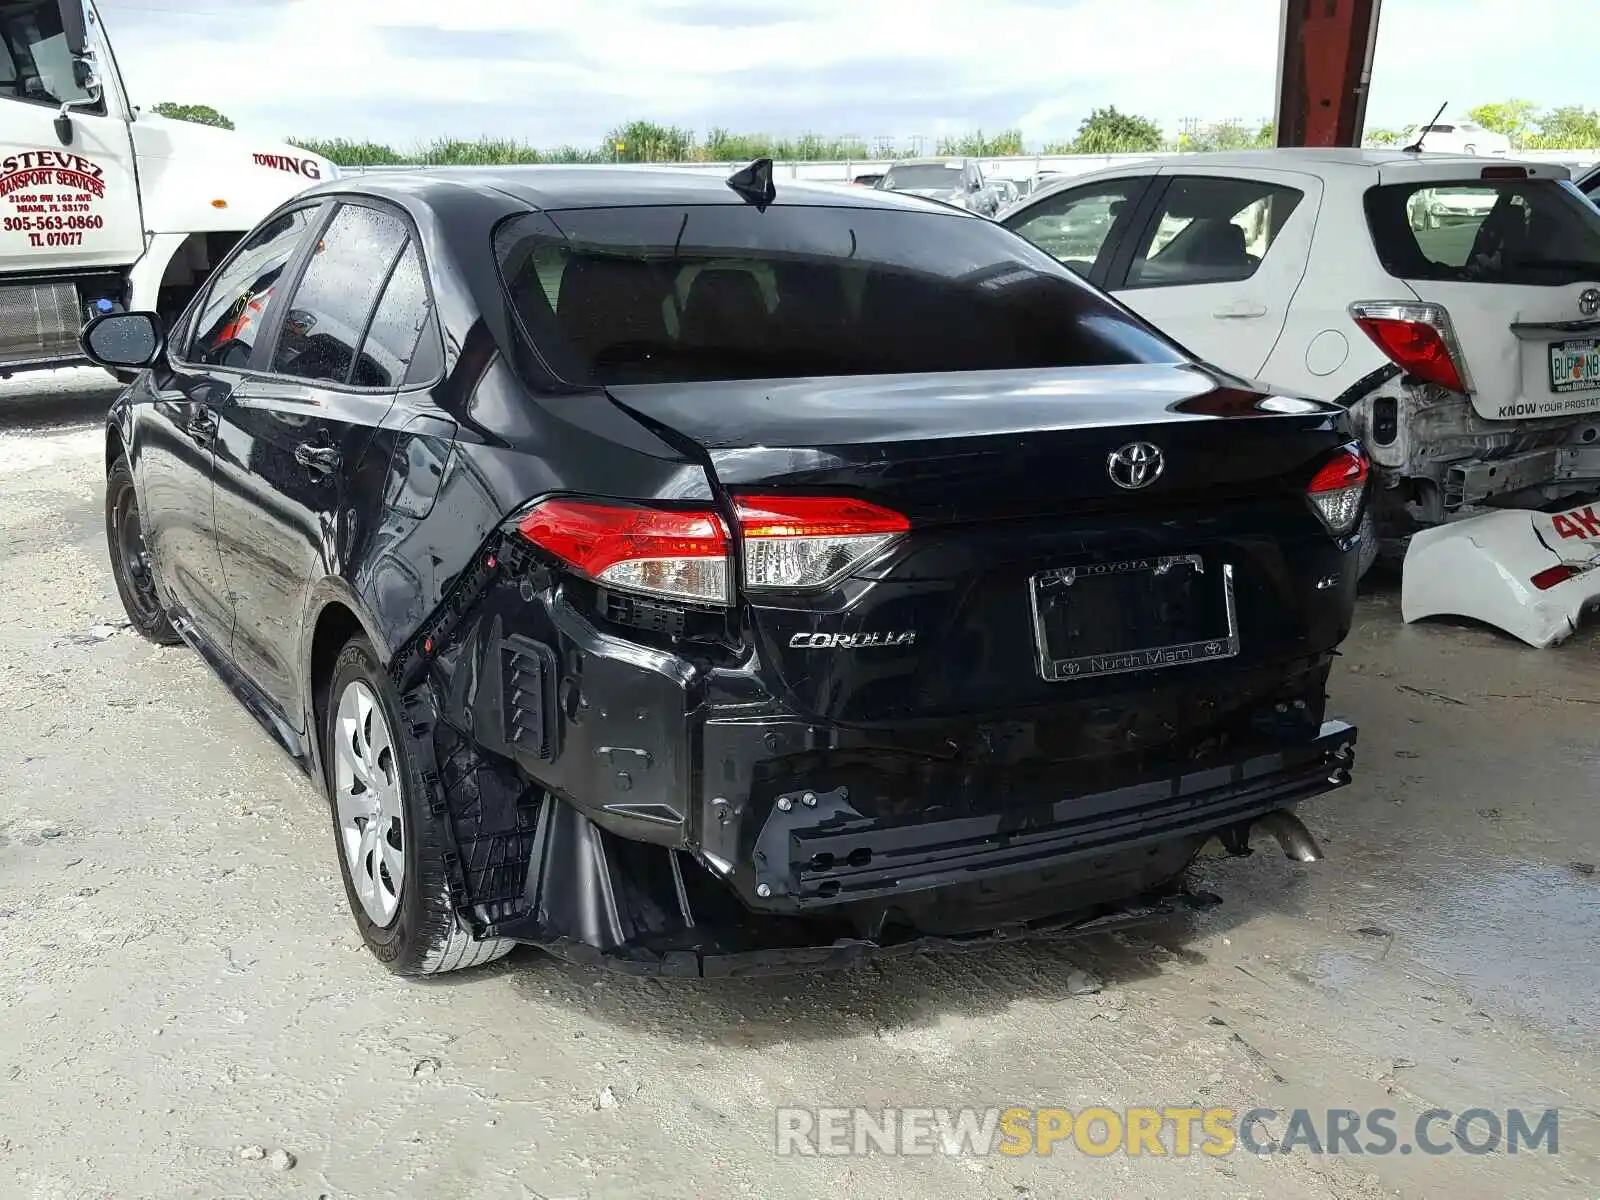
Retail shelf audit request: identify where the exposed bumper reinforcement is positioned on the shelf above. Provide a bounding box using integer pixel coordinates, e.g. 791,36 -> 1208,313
1444,444 -> 1600,510
748,721 -> 1356,910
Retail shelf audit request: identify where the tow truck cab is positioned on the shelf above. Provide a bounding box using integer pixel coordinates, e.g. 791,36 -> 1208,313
0,0 -> 334,376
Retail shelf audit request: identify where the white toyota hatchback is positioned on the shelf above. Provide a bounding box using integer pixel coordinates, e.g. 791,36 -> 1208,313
999,149 -> 1600,571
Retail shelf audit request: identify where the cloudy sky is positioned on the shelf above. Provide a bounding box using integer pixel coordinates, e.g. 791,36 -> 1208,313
99,0 -> 1585,150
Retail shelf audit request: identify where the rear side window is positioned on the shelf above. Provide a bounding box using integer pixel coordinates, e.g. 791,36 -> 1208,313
1365,179 -> 1600,285
1007,179 -> 1146,277
494,204 -> 1185,386
271,202 -> 408,383
1126,176 -> 1304,288
351,241 -> 434,388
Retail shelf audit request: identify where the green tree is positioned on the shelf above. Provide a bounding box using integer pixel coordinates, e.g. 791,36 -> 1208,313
151,102 -> 234,130
1365,127 -> 1403,146
937,128 -> 1025,157
287,137 -> 406,166
1467,99 -> 1539,146
605,120 -> 695,163
1528,105 -> 1600,149
419,137 -> 540,165
1182,119 -> 1268,152
1071,106 -> 1164,154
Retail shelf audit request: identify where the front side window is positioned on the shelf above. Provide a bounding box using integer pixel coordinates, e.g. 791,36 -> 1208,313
271,203 -> 410,384
495,203 -> 1186,387
1125,176 -> 1304,288
1006,179 -> 1145,277
1366,178 -> 1600,285
189,207 -> 318,368
0,1 -> 97,109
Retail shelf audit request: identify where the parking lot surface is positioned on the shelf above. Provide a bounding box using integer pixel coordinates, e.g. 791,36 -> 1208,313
1,373 -> 1597,1199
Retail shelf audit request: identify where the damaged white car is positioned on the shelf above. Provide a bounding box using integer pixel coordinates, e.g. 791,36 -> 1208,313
1000,151 -> 1600,578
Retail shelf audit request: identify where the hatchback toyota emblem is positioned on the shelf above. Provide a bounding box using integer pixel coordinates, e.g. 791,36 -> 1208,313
1581,288 -> 1600,317
1107,441 -> 1165,489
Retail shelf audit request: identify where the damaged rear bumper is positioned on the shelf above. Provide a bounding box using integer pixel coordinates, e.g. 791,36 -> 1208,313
459,718 -> 1355,977
397,545 -> 1360,977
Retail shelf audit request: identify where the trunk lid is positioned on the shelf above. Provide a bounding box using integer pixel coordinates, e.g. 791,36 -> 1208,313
607,364 -> 1345,520
607,364 -> 1358,730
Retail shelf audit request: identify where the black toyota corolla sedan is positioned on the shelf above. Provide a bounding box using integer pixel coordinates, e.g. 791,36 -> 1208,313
81,161 -> 1362,978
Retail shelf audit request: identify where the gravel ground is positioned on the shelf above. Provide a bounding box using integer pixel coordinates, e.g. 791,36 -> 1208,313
1,371 -> 1596,1200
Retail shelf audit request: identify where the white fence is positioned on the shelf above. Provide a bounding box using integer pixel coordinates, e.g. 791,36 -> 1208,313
339,149 -> 1600,185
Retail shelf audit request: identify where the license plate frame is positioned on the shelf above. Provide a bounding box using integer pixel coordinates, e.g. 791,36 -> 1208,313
1027,554 -> 1240,683
1548,338 -> 1600,394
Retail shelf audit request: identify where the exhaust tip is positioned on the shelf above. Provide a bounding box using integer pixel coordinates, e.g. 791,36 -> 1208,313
1254,810 -> 1324,863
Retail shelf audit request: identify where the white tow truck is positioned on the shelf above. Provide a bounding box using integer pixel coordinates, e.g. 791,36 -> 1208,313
0,0 -> 334,377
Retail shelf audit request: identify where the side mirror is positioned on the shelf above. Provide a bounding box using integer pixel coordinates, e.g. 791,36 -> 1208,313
80,311 -> 166,371
56,0 -> 88,57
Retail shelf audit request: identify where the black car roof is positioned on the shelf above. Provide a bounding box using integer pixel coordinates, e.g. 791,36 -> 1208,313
307,166 -> 969,215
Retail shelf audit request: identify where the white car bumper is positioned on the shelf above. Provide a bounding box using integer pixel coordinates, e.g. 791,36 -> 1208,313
1402,504 -> 1600,647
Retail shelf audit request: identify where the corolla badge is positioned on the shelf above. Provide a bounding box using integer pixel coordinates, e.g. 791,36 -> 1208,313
1107,441 -> 1165,490
790,631 -> 917,649
1580,288 -> 1600,317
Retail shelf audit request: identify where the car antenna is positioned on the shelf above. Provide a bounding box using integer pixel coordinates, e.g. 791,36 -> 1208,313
727,157 -> 776,209
1402,102 -> 1448,154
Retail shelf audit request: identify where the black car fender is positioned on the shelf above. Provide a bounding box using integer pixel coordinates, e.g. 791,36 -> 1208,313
296,576 -> 402,777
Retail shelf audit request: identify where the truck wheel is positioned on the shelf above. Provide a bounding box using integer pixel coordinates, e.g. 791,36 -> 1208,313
105,456 -> 181,645
323,636 -> 515,977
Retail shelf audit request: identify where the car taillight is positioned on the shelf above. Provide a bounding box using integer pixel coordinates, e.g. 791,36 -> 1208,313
1531,564 -> 1576,590
515,498 -> 731,605
734,495 -> 910,590
512,494 -> 913,604
1349,301 -> 1472,393
1307,447 -> 1369,535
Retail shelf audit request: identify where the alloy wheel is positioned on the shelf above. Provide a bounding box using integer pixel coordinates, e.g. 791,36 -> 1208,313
333,680 -> 407,926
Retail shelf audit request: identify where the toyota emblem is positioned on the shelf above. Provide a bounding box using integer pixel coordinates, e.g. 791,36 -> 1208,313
1107,441 -> 1165,490
1581,288 -> 1600,317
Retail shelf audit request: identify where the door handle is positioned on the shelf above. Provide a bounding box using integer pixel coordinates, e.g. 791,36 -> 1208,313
1213,301 -> 1269,319
185,409 -> 217,446
294,442 -> 342,476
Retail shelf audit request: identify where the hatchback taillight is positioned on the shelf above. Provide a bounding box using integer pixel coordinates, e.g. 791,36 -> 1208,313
1307,446 -> 1369,535
1350,301 -> 1471,393
514,494 -> 912,606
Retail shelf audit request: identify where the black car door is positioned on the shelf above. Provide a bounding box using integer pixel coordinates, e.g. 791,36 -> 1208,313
209,198 -> 433,730
1000,174 -> 1159,287
136,204 -> 324,651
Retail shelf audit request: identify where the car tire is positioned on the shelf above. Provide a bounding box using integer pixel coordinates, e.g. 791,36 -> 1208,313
105,455 -> 181,646
1355,505 -> 1379,580
323,636 -> 515,977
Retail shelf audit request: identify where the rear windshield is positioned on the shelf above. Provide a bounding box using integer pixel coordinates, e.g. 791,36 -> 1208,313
879,164 -> 963,190
1365,178 -> 1600,285
494,204 -> 1185,386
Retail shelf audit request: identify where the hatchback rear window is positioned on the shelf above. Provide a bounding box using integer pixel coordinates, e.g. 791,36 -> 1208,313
494,204 -> 1185,386
1364,178 -> 1600,285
